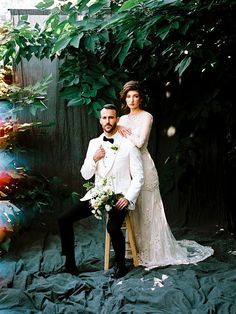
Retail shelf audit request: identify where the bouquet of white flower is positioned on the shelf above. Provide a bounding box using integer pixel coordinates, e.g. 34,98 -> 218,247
83,177 -> 124,220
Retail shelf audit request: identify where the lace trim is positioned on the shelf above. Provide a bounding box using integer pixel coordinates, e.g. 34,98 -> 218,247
130,188 -> 214,270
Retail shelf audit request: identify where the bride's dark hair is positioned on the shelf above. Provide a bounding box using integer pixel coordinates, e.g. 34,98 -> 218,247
120,80 -> 144,113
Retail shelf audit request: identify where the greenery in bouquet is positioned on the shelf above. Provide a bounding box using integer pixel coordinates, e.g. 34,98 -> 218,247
83,177 -> 124,220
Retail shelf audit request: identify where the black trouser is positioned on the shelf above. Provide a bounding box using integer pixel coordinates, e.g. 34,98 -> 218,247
58,201 -> 127,267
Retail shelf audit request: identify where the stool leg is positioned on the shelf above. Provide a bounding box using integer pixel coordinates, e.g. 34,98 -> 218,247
125,215 -> 139,267
104,230 -> 110,270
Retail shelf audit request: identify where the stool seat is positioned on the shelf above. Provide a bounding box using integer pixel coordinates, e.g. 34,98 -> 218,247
104,214 -> 139,270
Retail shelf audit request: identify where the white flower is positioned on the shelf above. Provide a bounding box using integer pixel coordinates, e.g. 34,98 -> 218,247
97,209 -> 102,216
90,199 -> 96,207
85,176 -> 125,220
95,214 -> 102,220
103,186 -> 112,193
105,204 -> 112,211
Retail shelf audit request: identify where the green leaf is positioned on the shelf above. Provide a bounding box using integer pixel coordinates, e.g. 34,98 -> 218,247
70,33 -> 84,48
20,15 -> 28,21
25,52 -> 33,61
180,23 -> 190,35
77,0 -> 91,12
175,56 -> 192,76
88,0 -> 110,15
84,34 -> 98,53
61,2 -> 74,14
52,36 -> 72,54
67,98 -> 85,106
118,0 -> 139,12
60,86 -> 81,99
71,191 -> 80,204
0,237 -> 11,252
35,0 -> 54,10
82,88 -> 97,97
88,99 -> 105,117
98,30 -> 109,43
3,48 -> 14,66
80,19 -> 100,31
49,14 -> 60,29
118,38 -> 132,65
136,29 -> 152,49
29,104 -> 39,116
83,181 -> 94,191
156,25 -> 171,40
111,45 -> 122,61
105,86 -> 116,99
96,75 -> 110,88
171,21 -> 179,30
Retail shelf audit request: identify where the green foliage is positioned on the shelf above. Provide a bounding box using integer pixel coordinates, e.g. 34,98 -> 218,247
0,0 -> 235,193
83,181 -> 95,191
0,174 -> 72,251
0,75 -> 52,117
4,75 -> 52,116
1,0 -> 235,105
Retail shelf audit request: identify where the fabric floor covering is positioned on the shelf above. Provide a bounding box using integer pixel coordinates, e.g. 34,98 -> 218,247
0,210 -> 236,314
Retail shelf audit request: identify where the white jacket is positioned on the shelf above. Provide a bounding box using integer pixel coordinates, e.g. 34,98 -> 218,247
80,132 -> 144,209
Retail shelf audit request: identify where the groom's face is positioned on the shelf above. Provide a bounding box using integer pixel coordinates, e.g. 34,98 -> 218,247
100,108 -> 119,135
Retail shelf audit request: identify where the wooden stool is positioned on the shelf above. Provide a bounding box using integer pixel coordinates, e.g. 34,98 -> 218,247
104,214 -> 139,270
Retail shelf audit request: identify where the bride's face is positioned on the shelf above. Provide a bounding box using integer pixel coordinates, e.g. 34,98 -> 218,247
125,90 -> 142,110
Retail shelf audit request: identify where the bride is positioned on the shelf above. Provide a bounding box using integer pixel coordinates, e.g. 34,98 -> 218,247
117,80 -> 214,270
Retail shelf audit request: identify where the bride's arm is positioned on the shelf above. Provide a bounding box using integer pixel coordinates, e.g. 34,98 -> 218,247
128,114 -> 153,149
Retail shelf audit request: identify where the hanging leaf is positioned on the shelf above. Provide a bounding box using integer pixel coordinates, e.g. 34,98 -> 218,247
171,21 -> 179,30
52,36 -> 72,54
20,15 -> 28,22
84,34 -> 98,53
118,0 -> 139,12
96,75 -> 110,88
29,101 -> 47,116
88,0 -> 110,15
118,38 -> 132,65
70,33 -> 84,48
105,86 -> 116,99
156,25 -> 171,40
67,98 -> 85,106
35,0 -> 54,10
88,99 -> 105,117
175,56 -> 192,76
0,237 -> 11,252
98,30 -> 109,43
111,45 -> 122,61
3,48 -> 14,66
60,86 -> 81,99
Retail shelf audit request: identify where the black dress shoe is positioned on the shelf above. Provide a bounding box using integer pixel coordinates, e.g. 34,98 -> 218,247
114,265 -> 128,279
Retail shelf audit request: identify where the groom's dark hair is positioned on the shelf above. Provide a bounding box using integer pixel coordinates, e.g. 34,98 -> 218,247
100,104 -> 120,117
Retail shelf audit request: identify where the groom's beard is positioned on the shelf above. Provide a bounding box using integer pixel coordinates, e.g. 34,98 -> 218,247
103,123 -> 117,134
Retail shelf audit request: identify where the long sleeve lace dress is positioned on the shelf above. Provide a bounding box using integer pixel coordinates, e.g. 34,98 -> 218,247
119,111 -> 214,270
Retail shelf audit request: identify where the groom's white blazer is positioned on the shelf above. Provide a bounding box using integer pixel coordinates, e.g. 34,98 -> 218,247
80,131 -> 144,209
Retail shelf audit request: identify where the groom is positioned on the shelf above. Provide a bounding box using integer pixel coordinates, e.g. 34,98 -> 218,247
58,104 -> 144,278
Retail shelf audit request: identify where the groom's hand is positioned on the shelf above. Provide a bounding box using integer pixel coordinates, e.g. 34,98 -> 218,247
115,198 -> 129,210
93,145 -> 105,162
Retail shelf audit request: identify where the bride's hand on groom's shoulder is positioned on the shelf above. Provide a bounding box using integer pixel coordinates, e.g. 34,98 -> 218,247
117,125 -> 131,137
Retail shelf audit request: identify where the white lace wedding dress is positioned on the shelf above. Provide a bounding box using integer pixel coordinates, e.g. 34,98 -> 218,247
119,111 -> 214,270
